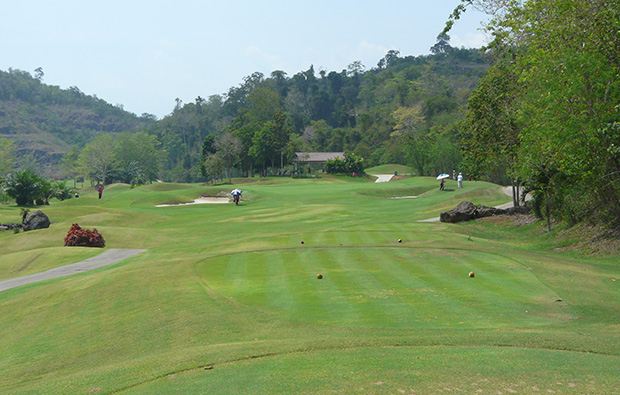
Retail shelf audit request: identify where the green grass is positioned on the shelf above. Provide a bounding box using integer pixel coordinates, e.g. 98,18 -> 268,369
366,164 -> 412,175
0,176 -> 619,394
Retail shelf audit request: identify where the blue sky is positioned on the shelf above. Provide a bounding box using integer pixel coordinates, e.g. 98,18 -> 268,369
1,1 -> 489,119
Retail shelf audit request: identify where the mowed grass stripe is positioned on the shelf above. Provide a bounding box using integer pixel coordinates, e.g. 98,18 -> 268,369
265,252 -> 295,314
422,253 -> 509,321
297,249 -> 363,325
325,248 -> 396,327
379,248 -> 483,327
340,247 -> 411,327
353,247 -> 470,328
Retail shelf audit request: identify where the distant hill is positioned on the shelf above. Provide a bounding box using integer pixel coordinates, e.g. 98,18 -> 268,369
1,46 -> 489,181
0,68 -> 154,168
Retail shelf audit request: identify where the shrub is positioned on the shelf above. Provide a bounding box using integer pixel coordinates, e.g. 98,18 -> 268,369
325,152 -> 365,175
3,170 -> 45,206
64,223 -> 106,248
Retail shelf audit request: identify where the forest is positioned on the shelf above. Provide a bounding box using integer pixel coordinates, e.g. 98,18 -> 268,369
1,0 -> 619,229
0,43 -> 487,183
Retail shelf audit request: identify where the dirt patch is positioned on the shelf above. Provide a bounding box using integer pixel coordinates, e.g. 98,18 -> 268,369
477,214 -> 538,226
553,223 -> 620,256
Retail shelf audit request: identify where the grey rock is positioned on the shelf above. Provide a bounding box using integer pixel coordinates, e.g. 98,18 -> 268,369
0,223 -> 22,231
440,201 -> 531,223
440,201 -> 478,223
22,210 -> 50,231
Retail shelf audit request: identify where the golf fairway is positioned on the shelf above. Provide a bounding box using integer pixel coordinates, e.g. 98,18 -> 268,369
1,176 -> 619,394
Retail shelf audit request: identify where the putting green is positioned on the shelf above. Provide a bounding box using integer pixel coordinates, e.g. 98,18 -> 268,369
200,246 -> 572,329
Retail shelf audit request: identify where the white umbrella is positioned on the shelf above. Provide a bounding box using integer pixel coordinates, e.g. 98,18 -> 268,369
436,174 -> 450,180
231,189 -> 242,196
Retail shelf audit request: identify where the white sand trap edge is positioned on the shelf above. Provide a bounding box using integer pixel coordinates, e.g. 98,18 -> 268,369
156,197 -> 230,207
388,195 -> 418,199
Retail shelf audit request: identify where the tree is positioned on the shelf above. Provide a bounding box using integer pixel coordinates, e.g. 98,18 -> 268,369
460,63 -> 521,200
214,132 -> 242,184
3,170 -> 45,206
392,106 -> 430,176
430,33 -> 453,54
202,153 -> 225,184
61,147 -> 82,187
454,0 -> 620,225
79,134 -> 117,186
377,50 -> 400,69
34,67 -> 44,82
114,132 -> 162,184
0,138 -> 16,177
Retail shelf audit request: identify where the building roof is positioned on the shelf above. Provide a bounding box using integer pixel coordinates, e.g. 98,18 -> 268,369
294,152 -> 344,163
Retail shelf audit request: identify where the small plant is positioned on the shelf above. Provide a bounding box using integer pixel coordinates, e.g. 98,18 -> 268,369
12,227 -> 20,234
64,223 -> 106,248
20,208 -> 31,222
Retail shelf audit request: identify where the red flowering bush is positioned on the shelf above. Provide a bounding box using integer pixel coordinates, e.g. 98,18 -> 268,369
64,223 -> 106,248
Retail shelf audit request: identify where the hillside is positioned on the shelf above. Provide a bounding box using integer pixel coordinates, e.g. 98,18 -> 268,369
147,47 -> 489,181
1,47 -> 488,180
0,69 -> 154,168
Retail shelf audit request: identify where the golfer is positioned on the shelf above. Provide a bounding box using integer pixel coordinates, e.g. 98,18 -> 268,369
98,186 -> 103,199
231,189 -> 242,205
457,173 -> 464,188
440,178 -> 445,191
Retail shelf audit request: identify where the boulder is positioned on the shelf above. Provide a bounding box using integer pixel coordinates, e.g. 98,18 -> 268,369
22,210 -> 50,231
440,201 -> 478,223
440,201 -> 532,223
476,206 -> 506,218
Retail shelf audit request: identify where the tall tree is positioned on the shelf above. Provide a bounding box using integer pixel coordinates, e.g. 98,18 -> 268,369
79,134 -> 117,186
215,132 -> 242,184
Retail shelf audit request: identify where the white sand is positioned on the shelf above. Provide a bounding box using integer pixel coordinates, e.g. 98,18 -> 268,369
156,197 -> 230,207
388,196 -> 418,199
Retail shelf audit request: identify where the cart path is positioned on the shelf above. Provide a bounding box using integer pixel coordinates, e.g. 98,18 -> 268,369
0,249 -> 147,293
418,186 -> 530,223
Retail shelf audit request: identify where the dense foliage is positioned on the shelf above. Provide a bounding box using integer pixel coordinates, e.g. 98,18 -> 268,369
325,152 -> 365,175
63,223 -> 105,248
455,0 -> 620,228
1,169 -> 75,206
143,47 -> 488,181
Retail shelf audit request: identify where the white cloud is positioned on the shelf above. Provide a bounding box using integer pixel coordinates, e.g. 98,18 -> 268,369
450,32 -> 489,49
357,40 -> 390,58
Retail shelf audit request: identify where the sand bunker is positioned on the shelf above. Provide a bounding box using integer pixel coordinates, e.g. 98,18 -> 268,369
156,197 -> 230,207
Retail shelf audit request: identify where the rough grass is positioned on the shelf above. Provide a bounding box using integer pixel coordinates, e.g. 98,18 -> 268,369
0,176 -> 619,394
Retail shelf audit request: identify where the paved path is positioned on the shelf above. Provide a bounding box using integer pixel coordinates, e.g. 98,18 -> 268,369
373,174 -> 394,183
0,249 -> 147,293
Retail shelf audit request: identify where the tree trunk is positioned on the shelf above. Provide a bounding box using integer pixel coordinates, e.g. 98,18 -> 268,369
546,202 -> 551,232
511,180 -> 519,207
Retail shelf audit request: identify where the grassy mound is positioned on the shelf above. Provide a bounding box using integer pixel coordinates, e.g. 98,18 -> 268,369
366,164 -> 413,175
